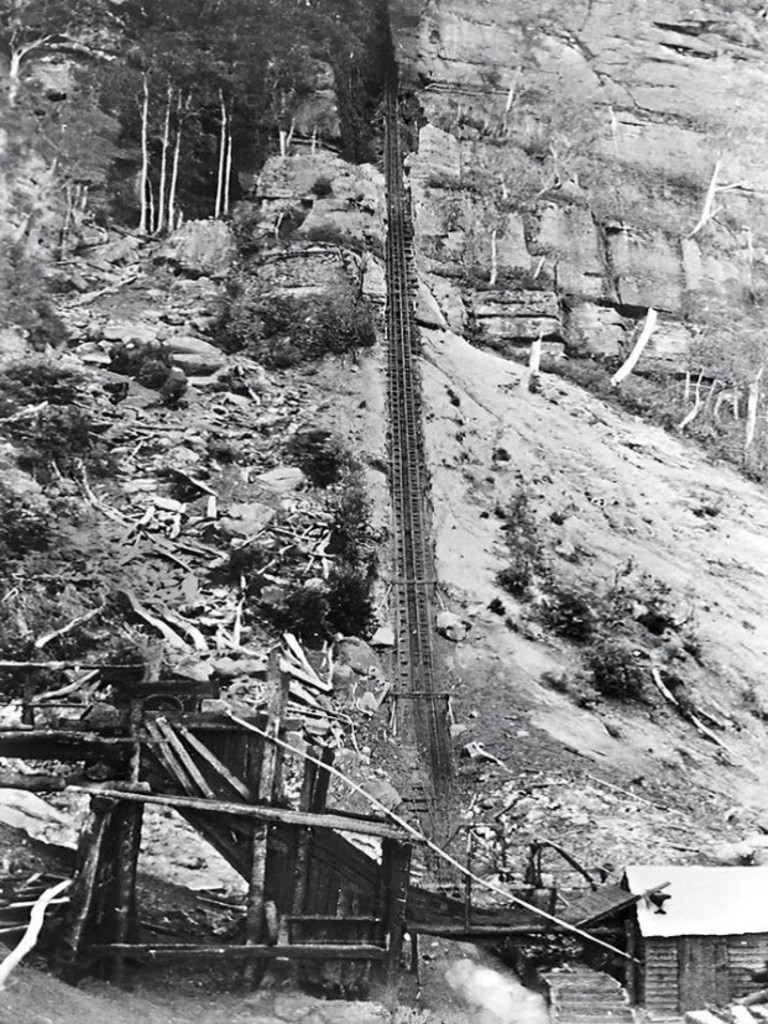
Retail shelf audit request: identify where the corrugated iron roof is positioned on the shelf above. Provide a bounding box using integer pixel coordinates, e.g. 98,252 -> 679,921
625,865 -> 768,938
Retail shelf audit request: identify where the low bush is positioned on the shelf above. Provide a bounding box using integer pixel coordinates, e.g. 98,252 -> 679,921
0,359 -> 87,412
0,483 -> 51,566
0,358 -> 113,477
585,636 -> 646,701
109,341 -> 172,389
286,428 -> 353,487
539,582 -> 599,641
311,176 -> 334,197
0,245 -> 69,349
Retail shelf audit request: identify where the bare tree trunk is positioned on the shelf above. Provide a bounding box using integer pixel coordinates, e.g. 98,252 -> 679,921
610,308 -> 658,385
745,367 -> 764,450
155,82 -> 173,235
138,74 -> 150,234
677,370 -> 704,431
146,176 -> 155,236
528,331 -> 542,394
214,89 -> 227,218
489,228 -> 498,287
223,119 -> 233,217
167,94 -> 183,230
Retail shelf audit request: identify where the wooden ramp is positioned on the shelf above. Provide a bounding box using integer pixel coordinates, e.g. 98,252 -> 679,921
544,967 -> 636,1024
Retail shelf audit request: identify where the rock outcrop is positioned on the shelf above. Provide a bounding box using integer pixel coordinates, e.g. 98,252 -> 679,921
393,0 -> 768,366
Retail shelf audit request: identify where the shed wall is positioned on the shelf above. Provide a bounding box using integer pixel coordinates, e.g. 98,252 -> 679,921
727,934 -> 768,1001
644,934 -> 768,1013
644,938 -> 679,1013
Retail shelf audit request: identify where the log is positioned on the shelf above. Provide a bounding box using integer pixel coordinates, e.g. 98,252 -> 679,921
66,787 -> 412,840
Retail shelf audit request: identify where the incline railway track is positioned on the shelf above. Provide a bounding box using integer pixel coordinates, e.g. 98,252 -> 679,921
384,78 -> 454,843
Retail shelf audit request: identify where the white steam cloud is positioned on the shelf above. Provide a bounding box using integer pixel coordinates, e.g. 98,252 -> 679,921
445,957 -> 549,1024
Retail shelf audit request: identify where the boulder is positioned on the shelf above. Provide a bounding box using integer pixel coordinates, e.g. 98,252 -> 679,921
370,625 -> 395,647
158,219 -> 237,278
334,637 -> 383,676
73,341 -> 112,366
218,500 -> 275,537
436,609 -> 470,642
166,336 -> 227,374
87,234 -> 141,265
102,321 -> 158,345
0,328 -> 29,364
171,350 -> 226,376
256,466 -> 307,493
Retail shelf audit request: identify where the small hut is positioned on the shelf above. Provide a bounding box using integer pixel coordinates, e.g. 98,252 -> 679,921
625,865 -> 768,1014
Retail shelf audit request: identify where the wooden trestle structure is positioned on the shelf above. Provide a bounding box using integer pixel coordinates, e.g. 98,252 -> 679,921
0,673 -> 412,993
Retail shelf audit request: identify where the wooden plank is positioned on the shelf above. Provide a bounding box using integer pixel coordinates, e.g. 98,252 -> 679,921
174,723 -> 251,800
66,788 -> 413,841
155,718 -> 216,798
144,719 -> 193,794
87,943 -> 387,961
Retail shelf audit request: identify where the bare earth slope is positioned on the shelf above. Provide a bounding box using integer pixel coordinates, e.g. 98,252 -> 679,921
421,327 -> 768,867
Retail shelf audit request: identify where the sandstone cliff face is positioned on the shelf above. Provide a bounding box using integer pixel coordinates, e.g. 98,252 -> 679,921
393,0 -> 768,365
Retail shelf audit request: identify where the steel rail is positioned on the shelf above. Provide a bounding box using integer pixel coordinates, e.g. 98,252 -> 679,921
383,78 -> 453,839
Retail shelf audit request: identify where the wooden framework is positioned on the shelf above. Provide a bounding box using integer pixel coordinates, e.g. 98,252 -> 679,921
0,677 -> 413,995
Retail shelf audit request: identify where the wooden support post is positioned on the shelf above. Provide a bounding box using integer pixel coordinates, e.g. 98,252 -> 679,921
381,838 -> 411,1003
56,796 -> 116,979
242,822 -> 267,990
21,670 -> 38,726
310,746 -> 333,813
409,929 -> 419,979
464,828 -> 473,933
625,918 -> 638,1005
109,800 -> 143,986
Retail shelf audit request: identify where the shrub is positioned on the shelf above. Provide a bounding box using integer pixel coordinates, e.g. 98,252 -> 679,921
0,483 -> 51,566
286,429 -> 352,487
216,277 -> 376,367
109,341 -> 172,389
311,176 -> 333,197
495,489 -> 547,596
326,564 -> 374,637
539,582 -> 599,641
0,245 -> 68,349
0,359 -> 87,412
586,636 -> 646,701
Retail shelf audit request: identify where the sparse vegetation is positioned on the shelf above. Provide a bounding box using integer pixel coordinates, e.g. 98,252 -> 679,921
0,246 -> 69,350
109,340 -> 173,390
496,488 -> 700,702
495,488 -> 548,596
0,359 -> 113,478
0,483 -> 52,567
